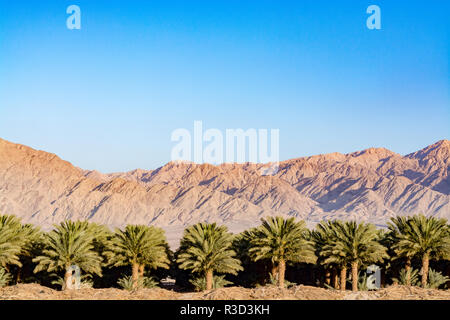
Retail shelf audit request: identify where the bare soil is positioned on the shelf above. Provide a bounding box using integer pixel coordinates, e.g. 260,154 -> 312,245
0,284 -> 449,300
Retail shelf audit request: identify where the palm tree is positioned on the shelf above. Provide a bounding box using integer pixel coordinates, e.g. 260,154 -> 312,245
0,215 -> 25,269
18,223 -> 42,254
177,223 -> 242,291
389,214 -> 450,287
33,221 -> 103,290
249,216 -> 316,288
321,221 -> 388,291
0,215 -> 43,283
86,222 -> 113,262
313,220 -> 349,291
15,223 -> 42,282
106,225 -> 170,289
232,228 -> 258,271
232,228 -> 270,287
311,221 -> 340,289
388,216 -> 416,285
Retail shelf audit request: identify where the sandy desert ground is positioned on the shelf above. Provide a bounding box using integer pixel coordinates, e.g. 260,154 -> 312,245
0,284 -> 449,300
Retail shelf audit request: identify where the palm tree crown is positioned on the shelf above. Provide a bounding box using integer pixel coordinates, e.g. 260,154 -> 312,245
0,215 -> 24,268
311,221 -> 341,289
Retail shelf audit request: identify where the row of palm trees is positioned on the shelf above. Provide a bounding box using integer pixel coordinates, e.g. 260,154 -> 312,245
0,213 -> 449,291
311,220 -> 388,291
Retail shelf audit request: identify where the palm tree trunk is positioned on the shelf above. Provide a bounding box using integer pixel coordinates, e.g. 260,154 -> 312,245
278,259 -> 286,288
64,267 -> 73,290
351,262 -> 358,292
405,257 -> 412,286
139,265 -> 145,278
205,270 -> 214,291
132,262 -> 140,289
340,267 -> 347,291
16,268 -> 22,284
325,268 -> 331,286
421,252 -> 430,288
332,268 -> 339,289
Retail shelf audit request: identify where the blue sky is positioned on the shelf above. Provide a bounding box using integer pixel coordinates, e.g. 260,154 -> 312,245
0,0 -> 449,172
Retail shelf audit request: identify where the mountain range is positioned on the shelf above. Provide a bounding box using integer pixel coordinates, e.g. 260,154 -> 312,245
0,138 -> 448,247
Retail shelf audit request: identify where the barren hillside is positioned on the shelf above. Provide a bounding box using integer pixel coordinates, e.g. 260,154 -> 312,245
0,138 -> 449,247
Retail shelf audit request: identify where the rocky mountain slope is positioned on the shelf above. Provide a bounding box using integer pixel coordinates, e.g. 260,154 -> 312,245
0,138 -> 449,247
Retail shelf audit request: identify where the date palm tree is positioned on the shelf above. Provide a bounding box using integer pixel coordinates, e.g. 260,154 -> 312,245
106,225 -> 170,289
177,223 -> 242,291
33,221 -> 103,290
388,216 -> 416,286
249,217 -> 316,288
86,222 -> 113,263
18,223 -> 42,254
321,221 -> 388,291
0,215 -> 23,269
232,227 -> 273,287
0,215 -> 42,283
15,223 -> 42,282
312,221 -> 341,289
314,220 -> 350,290
389,214 -> 450,287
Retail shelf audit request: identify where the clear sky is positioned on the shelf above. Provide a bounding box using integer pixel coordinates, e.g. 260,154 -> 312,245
0,0 -> 449,172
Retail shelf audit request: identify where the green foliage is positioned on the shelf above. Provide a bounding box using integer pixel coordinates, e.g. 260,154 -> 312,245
0,268 -> 12,287
320,220 -> 389,268
33,221 -> 103,277
117,275 -> 135,291
268,273 -> 295,288
311,221 -> 336,266
0,215 -> 26,267
86,223 -> 113,265
426,269 -> 450,289
18,223 -> 42,256
177,223 -> 242,276
357,272 -> 368,291
106,225 -> 170,270
117,275 -> 158,291
232,228 -> 257,265
249,217 -> 317,265
389,215 -> 450,264
190,275 -> 232,292
314,220 -> 388,291
389,214 -> 450,286
392,268 -> 420,286
0,213 -> 448,292
231,228 -> 271,287
323,283 -> 336,290
0,214 -> 42,287
247,217 -> 316,288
